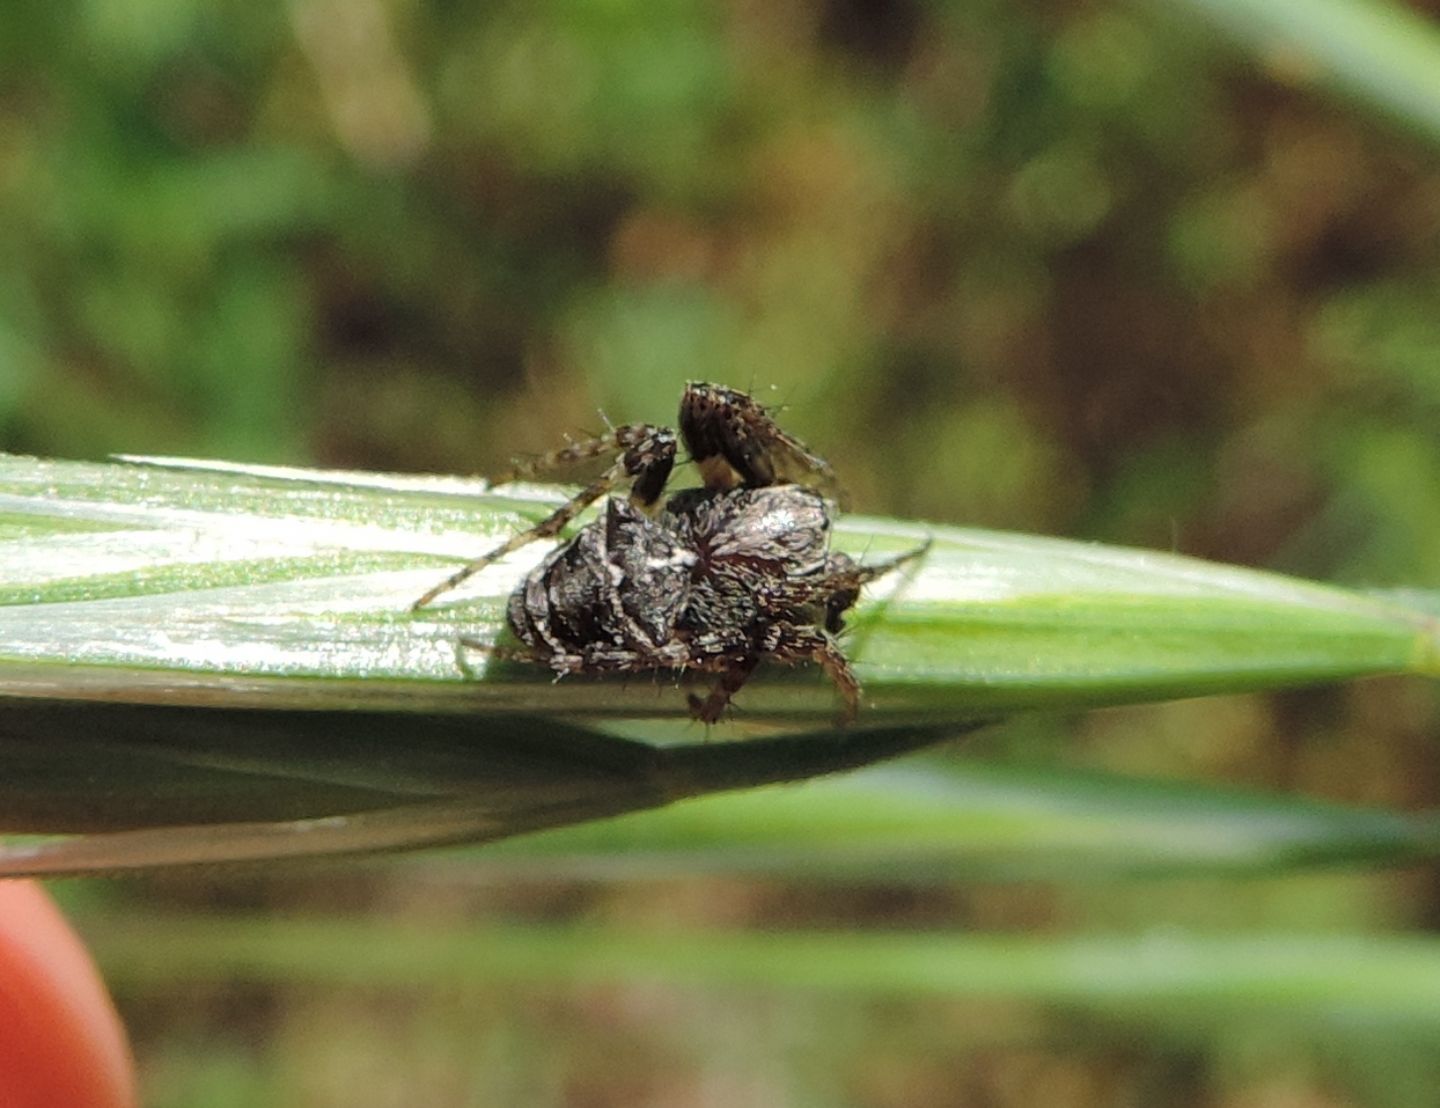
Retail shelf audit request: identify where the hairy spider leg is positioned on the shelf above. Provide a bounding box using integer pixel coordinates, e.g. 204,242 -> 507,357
497,434 -> 623,484
455,639 -> 537,666
687,654 -> 761,724
678,381 -> 848,504
410,424 -> 677,610
806,539 -> 933,612
456,636 -> 652,687
785,625 -> 863,723
452,637 -> 557,685
498,423 -> 676,508
689,623 -> 861,725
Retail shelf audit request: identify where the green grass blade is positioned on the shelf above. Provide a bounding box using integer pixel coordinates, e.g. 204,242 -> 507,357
87,912 -> 1440,1027
436,759 -> 1440,881
1170,0 -> 1440,148
1,452 -> 1435,720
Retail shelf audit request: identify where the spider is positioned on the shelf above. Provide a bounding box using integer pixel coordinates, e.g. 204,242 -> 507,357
412,383 -> 927,723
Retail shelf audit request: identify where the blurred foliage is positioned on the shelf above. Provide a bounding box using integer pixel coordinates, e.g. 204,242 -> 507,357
5,0 -> 1440,1104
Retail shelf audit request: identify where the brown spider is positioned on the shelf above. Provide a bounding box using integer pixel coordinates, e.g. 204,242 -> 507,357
412,383 -> 926,723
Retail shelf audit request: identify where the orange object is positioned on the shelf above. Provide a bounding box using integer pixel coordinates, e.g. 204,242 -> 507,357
0,881 -> 136,1108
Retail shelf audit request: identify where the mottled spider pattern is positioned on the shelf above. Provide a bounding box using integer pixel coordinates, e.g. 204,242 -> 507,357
412,383 -> 926,723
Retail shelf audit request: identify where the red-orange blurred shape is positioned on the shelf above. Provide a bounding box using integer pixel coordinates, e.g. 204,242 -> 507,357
0,882 -> 135,1108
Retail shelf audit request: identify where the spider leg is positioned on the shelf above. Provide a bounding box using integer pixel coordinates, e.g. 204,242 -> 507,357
769,539 -> 931,635
768,624 -> 861,724
613,423 -> 679,509
498,422 -> 677,509
456,638 -> 538,665
411,424 -> 677,610
412,458 -> 630,610
499,434 -> 622,483
453,637 -> 540,680
685,620 -> 863,725
461,636 -> 600,680
687,654 -> 761,724
817,538 -> 932,594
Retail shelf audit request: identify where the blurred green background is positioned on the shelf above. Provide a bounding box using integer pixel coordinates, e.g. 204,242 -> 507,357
6,0 -> 1440,1104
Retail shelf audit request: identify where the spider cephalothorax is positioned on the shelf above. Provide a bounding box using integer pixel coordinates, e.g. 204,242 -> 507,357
413,383 -> 925,722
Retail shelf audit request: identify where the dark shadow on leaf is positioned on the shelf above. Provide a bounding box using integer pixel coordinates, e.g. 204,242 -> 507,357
0,699 -> 984,875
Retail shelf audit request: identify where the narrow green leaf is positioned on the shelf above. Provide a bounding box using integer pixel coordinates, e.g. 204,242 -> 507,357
87,912 -> 1440,1026
1,452 -> 1434,720
438,760 -> 1440,881
1170,0 -> 1440,148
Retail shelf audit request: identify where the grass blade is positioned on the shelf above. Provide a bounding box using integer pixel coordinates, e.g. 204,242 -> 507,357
87,912 -> 1440,1027
1,452 -> 1435,720
437,759 -> 1440,881
1170,0 -> 1440,148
